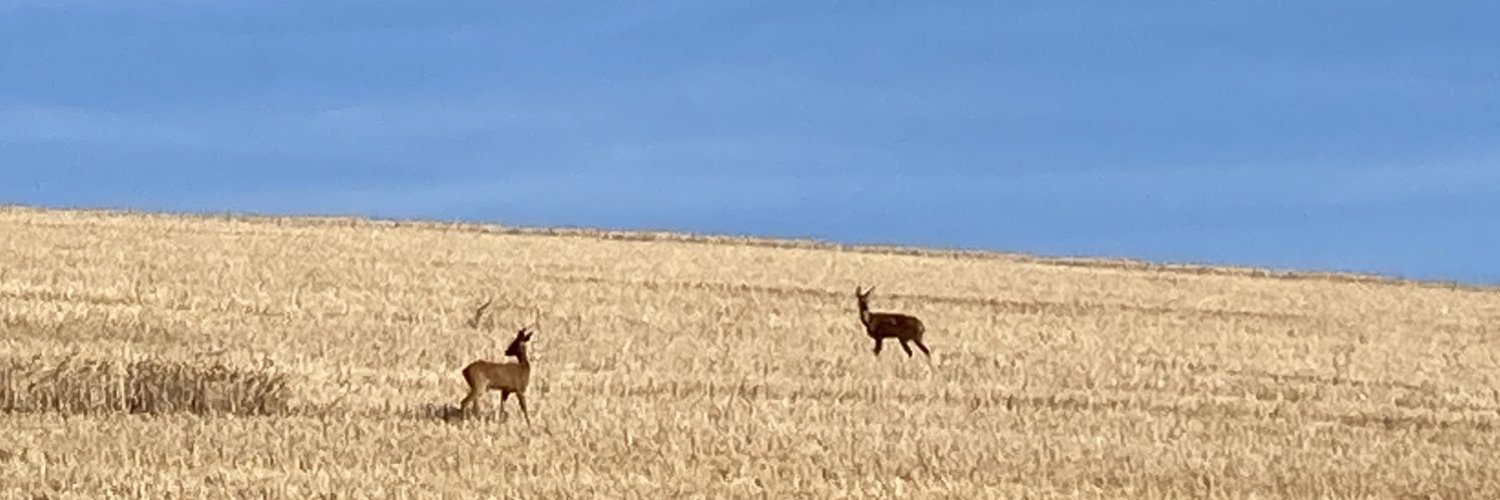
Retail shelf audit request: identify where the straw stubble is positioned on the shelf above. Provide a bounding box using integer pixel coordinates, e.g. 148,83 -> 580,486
1,206 -> 1498,498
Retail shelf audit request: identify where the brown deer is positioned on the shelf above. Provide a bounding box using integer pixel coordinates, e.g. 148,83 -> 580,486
459,327 -> 535,423
856,285 -> 930,357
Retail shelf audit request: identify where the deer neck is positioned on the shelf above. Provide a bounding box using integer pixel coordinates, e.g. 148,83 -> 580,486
513,348 -> 530,366
859,304 -> 872,326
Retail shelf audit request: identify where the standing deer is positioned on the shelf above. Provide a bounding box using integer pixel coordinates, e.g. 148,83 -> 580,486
856,285 -> 930,357
459,327 -> 535,423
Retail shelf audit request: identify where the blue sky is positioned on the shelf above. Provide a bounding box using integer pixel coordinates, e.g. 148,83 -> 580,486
2,2 -> 1497,284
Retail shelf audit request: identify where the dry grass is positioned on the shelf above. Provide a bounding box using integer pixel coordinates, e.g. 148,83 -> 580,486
1,351 -> 288,416
2,205 -> 1499,498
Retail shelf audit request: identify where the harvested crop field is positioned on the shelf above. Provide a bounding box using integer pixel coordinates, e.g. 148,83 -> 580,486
2,205 -> 1498,498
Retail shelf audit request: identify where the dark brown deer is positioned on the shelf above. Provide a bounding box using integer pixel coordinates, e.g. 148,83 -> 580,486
459,327 -> 535,423
856,285 -> 930,357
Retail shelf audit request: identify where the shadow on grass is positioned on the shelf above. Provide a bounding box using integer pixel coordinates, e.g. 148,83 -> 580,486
1,354 -> 289,416
400,402 -> 521,425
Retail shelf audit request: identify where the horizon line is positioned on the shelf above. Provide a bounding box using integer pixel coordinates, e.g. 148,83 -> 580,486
6,202 -> 1495,292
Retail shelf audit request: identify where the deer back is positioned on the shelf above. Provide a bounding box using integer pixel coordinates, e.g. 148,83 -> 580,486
865,311 -> 925,340
463,360 -> 531,391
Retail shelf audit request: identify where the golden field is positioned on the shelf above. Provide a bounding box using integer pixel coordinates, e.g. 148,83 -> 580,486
2,205 -> 1498,499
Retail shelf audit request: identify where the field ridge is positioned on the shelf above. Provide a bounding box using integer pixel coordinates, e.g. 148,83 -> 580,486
5,203 -> 1487,292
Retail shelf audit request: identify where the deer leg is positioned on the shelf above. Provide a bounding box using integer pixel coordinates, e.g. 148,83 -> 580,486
516,393 -> 532,425
915,340 -> 931,357
873,338 -> 884,356
899,340 -> 914,357
460,387 -> 483,413
499,389 -> 513,416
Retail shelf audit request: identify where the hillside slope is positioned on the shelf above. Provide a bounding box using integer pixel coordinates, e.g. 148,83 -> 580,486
3,206 -> 1499,498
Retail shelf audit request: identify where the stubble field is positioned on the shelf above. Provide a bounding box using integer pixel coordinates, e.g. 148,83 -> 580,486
2,206 -> 1499,498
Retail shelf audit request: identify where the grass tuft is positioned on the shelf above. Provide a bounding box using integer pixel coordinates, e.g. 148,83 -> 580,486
1,354 -> 289,416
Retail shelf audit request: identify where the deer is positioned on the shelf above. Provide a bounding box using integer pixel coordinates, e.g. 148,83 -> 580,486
856,285 -> 931,357
458,298 -> 537,424
459,327 -> 535,423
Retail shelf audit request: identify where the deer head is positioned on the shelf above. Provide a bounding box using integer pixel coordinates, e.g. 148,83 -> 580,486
504,327 -> 533,359
857,285 -> 878,308
856,285 -> 876,324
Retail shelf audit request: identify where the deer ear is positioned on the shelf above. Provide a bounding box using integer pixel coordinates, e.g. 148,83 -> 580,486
865,285 -> 875,295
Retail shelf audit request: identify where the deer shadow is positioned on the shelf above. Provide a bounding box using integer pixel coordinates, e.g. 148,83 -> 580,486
402,402 -> 517,425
